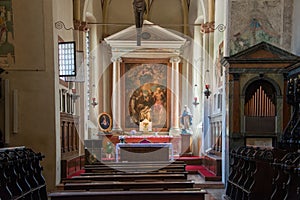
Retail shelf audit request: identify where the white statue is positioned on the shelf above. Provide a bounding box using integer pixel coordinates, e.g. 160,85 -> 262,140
180,105 -> 193,133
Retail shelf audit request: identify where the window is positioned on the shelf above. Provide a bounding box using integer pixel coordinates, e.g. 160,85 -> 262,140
217,93 -> 222,111
58,41 -> 76,77
214,89 -> 222,113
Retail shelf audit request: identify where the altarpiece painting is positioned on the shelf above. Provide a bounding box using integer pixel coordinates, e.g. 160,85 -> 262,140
122,60 -> 170,132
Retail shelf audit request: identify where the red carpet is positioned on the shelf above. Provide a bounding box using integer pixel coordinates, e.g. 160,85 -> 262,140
185,165 -> 214,176
185,165 -> 221,181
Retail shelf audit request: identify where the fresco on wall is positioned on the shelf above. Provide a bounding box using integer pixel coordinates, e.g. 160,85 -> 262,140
124,63 -> 169,130
0,0 -> 14,67
230,0 -> 282,55
230,17 -> 280,55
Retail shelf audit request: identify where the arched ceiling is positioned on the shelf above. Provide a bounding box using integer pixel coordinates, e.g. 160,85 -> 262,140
81,0 -> 206,39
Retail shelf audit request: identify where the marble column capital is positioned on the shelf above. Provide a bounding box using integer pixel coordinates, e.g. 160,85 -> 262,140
169,56 -> 181,64
111,57 -> 122,63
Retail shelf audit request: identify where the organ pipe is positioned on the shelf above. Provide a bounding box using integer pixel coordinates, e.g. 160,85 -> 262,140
245,86 -> 275,117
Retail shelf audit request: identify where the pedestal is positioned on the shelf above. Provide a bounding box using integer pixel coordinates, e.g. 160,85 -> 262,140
181,134 -> 192,156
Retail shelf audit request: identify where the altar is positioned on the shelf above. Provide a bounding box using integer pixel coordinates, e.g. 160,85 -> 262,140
119,134 -> 174,143
116,143 -> 174,162
99,132 -> 191,161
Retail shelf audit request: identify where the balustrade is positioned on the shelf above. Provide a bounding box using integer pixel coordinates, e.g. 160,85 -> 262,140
60,113 -> 79,158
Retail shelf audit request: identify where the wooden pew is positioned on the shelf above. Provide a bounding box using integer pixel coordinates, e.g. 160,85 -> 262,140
84,160 -> 186,169
63,173 -> 187,182
84,162 -> 186,173
271,152 -> 300,200
224,146 -> 286,200
63,180 -> 195,191
0,147 -> 48,200
51,159 -> 202,200
80,171 -> 188,178
48,190 -> 207,200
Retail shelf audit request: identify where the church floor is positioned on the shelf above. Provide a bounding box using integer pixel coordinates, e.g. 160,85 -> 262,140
188,174 -> 225,200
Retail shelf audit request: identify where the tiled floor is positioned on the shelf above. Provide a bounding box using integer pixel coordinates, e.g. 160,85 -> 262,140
188,174 -> 226,200
205,188 -> 226,200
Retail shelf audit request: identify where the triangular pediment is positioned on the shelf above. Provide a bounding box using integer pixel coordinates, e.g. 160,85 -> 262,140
221,42 -> 300,72
104,20 -> 186,50
224,42 -> 300,62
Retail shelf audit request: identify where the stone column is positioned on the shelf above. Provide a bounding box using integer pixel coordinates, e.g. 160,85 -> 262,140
170,56 -> 181,135
111,57 -> 123,132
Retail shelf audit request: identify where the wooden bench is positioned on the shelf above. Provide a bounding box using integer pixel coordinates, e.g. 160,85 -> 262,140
80,171 -> 188,178
62,180 -> 195,191
84,162 -> 186,173
224,146 -> 287,200
63,173 -> 187,182
84,160 -> 185,168
85,160 -> 185,166
61,154 -> 85,178
0,147 -> 47,200
48,190 -> 207,200
52,160 -> 202,200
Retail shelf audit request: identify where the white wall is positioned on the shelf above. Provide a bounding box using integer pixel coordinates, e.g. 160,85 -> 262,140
0,0 -> 75,191
1,0 -> 58,191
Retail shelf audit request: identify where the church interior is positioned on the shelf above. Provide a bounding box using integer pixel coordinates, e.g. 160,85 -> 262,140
0,0 -> 299,199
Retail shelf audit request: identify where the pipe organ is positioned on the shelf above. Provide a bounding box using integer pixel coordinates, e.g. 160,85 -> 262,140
244,85 -> 276,117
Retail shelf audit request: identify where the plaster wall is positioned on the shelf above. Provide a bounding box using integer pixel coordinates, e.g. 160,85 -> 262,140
0,0 -> 71,191
12,0 -> 45,70
52,0 -> 75,188
292,0 -> 300,55
1,0 -> 75,191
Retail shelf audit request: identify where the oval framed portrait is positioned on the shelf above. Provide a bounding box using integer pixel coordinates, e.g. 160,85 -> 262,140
98,112 -> 112,132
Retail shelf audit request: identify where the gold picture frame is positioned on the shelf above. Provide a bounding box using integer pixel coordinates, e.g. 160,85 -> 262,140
121,58 -> 171,132
98,112 -> 112,132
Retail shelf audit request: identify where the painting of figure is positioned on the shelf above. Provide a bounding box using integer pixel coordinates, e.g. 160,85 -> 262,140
98,113 -> 112,132
124,63 -> 169,131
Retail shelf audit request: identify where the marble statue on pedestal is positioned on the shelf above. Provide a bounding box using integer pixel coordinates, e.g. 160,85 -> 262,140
180,105 -> 193,134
